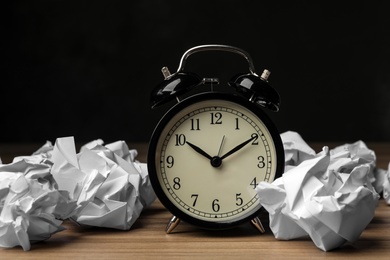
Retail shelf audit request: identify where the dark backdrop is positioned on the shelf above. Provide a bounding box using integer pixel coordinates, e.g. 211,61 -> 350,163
3,1 -> 390,144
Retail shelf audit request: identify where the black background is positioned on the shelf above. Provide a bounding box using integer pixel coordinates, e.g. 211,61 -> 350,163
3,1 -> 390,144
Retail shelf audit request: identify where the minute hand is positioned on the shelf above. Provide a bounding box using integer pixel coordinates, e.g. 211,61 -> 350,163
220,135 -> 257,160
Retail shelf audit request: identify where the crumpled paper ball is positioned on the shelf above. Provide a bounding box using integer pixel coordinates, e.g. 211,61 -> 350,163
282,132 -> 386,194
257,132 -> 380,251
328,140 -> 377,183
0,137 -> 156,251
51,137 -> 156,230
383,163 -> 390,204
281,131 -> 316,171
0,144 -> 76,251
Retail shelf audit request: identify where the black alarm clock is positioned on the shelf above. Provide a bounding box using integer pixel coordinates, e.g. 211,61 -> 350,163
147,44 -> 284,233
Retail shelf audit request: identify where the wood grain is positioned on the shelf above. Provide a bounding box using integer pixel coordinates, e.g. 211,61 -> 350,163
0,142 -> 389,259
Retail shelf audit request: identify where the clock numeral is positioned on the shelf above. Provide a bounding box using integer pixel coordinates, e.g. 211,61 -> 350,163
175,134 -> 186,146
212,199 -> 220,212
235,193 -> 243,206
251,133 -> 259,145
190,119 -> 200,131
191,194 -> 199,206
173,177 -> 181,190
257,156 -> 265,168
235,118 -> 240,130
210,112 -> 222,125
166,155 -> 174,168
250,177 -> 259,189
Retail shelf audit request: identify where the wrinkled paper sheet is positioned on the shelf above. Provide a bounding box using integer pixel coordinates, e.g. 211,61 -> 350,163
0,137 -> 155,251
383,162 -> 390,204
257,131 -> 385,251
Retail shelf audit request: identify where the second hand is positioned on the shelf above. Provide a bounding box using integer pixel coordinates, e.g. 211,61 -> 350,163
217,135 -> 226,157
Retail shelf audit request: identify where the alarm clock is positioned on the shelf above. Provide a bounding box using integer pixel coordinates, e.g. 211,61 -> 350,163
147,44 -> 284,233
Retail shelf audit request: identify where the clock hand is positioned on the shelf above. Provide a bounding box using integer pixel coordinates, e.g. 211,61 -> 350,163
217,135 -> 226,156
186,141 -> 213,160
220,135 -> 257,160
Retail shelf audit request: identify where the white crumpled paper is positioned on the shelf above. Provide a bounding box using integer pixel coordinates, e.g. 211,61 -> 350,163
51,137 -> 155,229
0,137 -> 155,251
383,163 -> 390,205
281,131 -> 316,171
0,142 -> 76,251
257,131 -> 381,251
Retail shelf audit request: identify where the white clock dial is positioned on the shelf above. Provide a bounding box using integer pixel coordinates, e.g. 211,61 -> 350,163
153,98 -> 278,223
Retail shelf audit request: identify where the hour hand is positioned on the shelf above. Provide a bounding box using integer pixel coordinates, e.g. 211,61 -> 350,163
186,141 -> 213,160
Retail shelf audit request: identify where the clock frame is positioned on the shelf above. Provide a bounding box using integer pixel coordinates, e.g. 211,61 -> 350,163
147,92 -> 284,231
148,44 -> 284,233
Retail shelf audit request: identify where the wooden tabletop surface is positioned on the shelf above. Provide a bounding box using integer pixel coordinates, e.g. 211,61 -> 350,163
0,142 -> 389,259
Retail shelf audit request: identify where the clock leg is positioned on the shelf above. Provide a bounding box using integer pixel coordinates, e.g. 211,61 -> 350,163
165,215 -> 181,234
251,216 -> 265,233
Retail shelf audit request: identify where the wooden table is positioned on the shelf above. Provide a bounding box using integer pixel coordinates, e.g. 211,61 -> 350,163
0,142 -> 389,259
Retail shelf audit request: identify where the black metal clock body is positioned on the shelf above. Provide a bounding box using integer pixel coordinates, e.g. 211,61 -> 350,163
148,91 -> 284,230
147,44 -> 284,232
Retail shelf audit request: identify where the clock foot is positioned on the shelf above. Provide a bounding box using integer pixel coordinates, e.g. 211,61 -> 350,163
166,215 -> 181,234
251,216 -> 265,233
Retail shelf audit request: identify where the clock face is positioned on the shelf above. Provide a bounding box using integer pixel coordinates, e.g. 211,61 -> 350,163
148,93 -> 284,229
